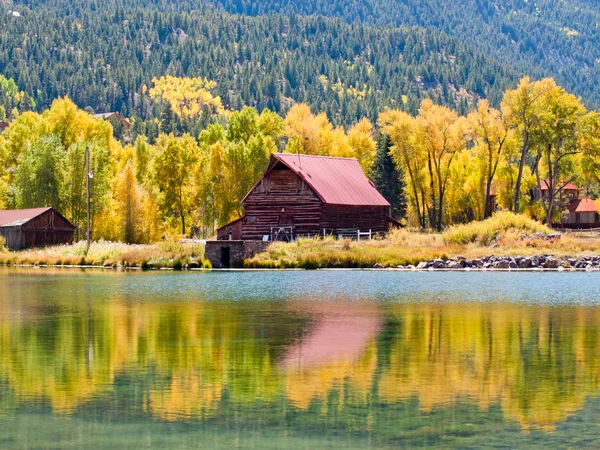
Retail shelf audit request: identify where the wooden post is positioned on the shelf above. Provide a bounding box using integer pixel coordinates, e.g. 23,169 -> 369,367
85,145 -> 91,255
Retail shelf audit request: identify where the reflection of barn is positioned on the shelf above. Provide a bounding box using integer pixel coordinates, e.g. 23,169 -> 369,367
205,153 -> 396,268
0,207 -> 76,250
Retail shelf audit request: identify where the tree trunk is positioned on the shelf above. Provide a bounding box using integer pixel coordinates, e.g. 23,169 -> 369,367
513,129 -> 529,214
484,178 -> 493,220
427,155 -> 436,229
437,189 -> 444,232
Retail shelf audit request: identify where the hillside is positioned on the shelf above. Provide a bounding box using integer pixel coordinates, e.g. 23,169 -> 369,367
1,1 -> 517,125
211,0 -> 600,108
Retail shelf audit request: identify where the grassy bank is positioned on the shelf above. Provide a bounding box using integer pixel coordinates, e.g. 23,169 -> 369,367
246,213 -> 600,269
3,213 -> 600,270
0,239 -> 211,269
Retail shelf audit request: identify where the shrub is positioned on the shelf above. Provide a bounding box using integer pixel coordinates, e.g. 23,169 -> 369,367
0,236 -> 5,252
442,212 -> 552,246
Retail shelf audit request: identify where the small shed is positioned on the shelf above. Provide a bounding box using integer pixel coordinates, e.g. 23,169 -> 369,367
562,196 -> 600,229
93,112 -> 131,130
0,207 -> 76,250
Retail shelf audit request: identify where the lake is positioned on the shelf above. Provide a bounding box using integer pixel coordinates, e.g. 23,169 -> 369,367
1,268 -> 600,448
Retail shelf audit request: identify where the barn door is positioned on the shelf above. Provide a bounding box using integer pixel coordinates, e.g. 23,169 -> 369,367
273,213 -> 294,242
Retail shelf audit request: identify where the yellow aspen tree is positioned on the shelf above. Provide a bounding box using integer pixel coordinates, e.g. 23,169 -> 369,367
149,76 -> 224,120
501,77 -> 557,213
417,99 -> 467,231
379,110 -> 428,228
467,100 -> 514,219
115,161 -> 144,243
348,118 -> 376,176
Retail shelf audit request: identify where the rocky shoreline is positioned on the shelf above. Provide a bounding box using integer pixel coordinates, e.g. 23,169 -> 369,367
392,254 -> 600,271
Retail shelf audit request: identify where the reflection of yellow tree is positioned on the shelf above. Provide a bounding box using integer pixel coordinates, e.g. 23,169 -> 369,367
0,301 -> 278,418
2,296 -> 600,433
377,305 -> 600,432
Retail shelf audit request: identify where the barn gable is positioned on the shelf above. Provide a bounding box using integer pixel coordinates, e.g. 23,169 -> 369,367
243,154 -> 390,207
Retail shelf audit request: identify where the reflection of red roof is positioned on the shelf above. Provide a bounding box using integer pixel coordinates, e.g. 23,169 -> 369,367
280,307 -> 381,368
254,153 -> 390,207
0,207 -> 52,227
540,179 -> 578,191
568,197 -> 599,213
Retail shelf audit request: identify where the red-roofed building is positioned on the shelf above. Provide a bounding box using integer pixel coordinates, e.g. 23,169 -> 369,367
562,196 -> 600,228
533,179 -> 579,202
0,207 -> 75,250
206,153 -> 397,267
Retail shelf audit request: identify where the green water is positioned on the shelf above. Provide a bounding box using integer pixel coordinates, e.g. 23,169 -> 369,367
2,268 -> 600,449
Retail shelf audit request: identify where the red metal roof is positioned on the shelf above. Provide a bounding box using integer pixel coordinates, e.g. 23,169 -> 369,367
568,197 -> 599,213
268,153 -> 390,207
0,207 -> 53,227
540,179 -> 578,191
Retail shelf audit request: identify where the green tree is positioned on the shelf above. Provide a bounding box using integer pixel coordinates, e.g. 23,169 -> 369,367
372,134 -> 406,221
153,134 -> 199,234
14,135 -> 65,209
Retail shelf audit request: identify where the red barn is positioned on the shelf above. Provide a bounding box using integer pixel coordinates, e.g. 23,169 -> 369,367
217,153 -> 395,242
0,207 -> 75,250
206,153 -> 397,268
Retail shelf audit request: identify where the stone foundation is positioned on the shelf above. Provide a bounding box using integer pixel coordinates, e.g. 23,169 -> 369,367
205,240 -> 269,268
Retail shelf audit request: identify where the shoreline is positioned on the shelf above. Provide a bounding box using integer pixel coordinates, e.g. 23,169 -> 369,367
1,263 -> 599,273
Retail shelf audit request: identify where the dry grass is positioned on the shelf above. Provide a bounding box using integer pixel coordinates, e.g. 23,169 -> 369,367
246,215 -> 600,269
0,240 -> 211,269
442,212 -> 552,245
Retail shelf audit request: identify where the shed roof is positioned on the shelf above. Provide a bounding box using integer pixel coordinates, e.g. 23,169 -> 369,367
251,153 -> 390,207
540,179 -> 578,191
568,197 -> 599,214
93,112 -> 119,120
0,207 -> 53,227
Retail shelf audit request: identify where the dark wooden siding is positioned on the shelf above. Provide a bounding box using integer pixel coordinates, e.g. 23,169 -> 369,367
217,218 -> 243,240
321,205 -> 389,234
0,227 -> 21,250
242,167 -> 322,240
0,209 -> 75,250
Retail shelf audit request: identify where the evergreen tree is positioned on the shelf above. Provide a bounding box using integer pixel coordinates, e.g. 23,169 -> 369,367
372,133 -> 406,221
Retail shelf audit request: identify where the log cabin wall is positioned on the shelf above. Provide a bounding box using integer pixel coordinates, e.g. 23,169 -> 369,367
242,165 -> 323,240
321,205 -> 388,234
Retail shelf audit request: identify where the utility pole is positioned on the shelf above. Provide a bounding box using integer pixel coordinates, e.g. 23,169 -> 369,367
85,145 -> 91,255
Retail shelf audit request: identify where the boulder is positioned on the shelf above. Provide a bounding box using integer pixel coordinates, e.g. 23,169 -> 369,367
518,258 -> 531,269
416,261 -> 428,270
447,261 -> 461,269
493,260 -> 510,269
545,257 -> 559,269
431,259 -> 447,269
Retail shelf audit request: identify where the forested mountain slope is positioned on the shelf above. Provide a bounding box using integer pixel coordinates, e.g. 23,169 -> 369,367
211,0 -> 600,108
2,0 -> 517,125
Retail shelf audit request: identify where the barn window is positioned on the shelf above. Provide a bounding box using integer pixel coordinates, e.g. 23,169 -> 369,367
248,216 -> 257,223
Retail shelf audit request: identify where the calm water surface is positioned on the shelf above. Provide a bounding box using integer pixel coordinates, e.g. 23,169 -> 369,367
1,268 -> 600,448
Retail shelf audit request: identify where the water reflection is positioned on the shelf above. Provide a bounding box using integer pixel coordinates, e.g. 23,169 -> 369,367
1,269 -> 600,446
